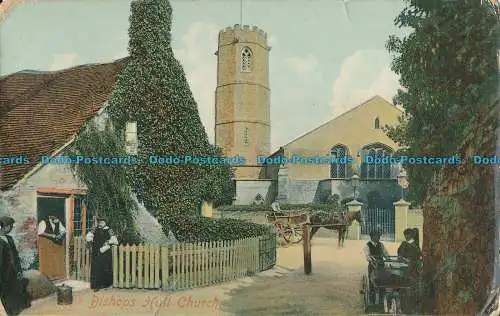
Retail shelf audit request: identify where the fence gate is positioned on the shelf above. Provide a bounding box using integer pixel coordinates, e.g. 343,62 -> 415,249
360,207 -> 395,241
259,228 -> 277,271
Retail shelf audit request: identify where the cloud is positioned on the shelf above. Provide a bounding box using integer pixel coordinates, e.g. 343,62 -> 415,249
329,49 -> 401,117
285,54 -> 318,74
48,53 -> 79,71
173,22 -> 219,143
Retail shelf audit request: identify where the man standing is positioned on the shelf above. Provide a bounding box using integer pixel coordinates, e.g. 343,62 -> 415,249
0,216 -> 31,315
37,215 -> 66,245
86,217 -> 119,291
37,215 -> 66,279
363,230 -> 390,304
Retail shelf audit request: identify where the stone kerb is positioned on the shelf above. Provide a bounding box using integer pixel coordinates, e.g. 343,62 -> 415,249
394,199 -> 411,242
347,200 -> 363,240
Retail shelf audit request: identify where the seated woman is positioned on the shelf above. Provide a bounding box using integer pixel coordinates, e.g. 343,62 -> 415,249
398,228 -> 422,276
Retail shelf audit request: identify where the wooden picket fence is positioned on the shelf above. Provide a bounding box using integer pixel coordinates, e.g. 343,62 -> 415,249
70,233 -> 276,291
71,236 -> 91,281
112,237 -> 260,290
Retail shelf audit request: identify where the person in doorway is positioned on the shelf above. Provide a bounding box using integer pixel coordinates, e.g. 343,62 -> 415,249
37,215 -> 66,245
86,217 -> 119,291
37,215 -> 66,279
363,230 -> 390,304
0,216 -> 31,315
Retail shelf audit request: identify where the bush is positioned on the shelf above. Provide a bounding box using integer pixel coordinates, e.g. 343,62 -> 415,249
216,203 -> 337,212
165,216 -> 271,242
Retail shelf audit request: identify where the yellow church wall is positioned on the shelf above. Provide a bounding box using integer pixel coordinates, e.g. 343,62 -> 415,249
282,96 -> 403,180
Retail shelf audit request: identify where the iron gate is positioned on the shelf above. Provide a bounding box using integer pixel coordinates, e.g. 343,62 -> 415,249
360,207 -> 395,241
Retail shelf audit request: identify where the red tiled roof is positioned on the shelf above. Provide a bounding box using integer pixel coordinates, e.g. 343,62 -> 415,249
0,57 -> 129,190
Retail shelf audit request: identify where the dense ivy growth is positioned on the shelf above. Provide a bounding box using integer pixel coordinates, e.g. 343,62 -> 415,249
103,0 -> 234,238
70,121 -> 142,244
384,0 -> 498,206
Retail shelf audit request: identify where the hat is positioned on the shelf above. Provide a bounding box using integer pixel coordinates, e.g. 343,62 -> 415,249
403,228 -> 413,237
0,216 -> 15,227
369,230 -> 381,238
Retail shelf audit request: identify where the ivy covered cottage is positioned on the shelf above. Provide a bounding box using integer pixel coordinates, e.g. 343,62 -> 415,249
0,57 -> 167,281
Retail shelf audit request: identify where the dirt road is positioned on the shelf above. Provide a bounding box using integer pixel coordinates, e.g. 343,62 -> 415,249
20,237 -> 400,316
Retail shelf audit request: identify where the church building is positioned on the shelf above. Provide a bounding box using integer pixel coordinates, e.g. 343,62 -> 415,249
214,24 -> 404,209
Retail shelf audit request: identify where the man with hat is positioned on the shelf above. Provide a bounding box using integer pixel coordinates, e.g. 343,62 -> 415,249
398,228 -> 422,313
363,230 -> 390,304
86,216 -> 119,291
0,216 -> 31,315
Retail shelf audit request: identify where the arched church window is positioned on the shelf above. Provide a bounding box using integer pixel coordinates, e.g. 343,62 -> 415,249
330,145 -> 349,179
374,117 -> 380,129
360,143 -> 393,180
241,47 -> 252,72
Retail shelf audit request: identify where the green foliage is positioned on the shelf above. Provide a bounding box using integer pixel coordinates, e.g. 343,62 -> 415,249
217,203 -> 336,212
166,216 -> 271,242
69,120 -> 142,244
106,0 -> 233,226
385,0 -> 499,205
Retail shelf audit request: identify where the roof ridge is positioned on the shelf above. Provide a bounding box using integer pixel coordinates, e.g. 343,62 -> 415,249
279,95 -> 398,148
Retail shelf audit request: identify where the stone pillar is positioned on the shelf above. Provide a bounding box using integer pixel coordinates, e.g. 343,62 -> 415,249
346,200 -> 363,240
394,199 -> 410,242
201,201 -> 213,218
276,166 -> 289,203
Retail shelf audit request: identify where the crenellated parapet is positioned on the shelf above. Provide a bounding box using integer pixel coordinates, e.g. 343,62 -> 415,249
218,24 -> 268,47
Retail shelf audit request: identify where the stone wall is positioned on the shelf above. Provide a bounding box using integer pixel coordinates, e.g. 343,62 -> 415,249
0,161 -> 85,270
421,106 -> 496,314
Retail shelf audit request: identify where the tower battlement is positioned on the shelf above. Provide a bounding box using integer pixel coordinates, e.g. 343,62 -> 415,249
219,24 -> 267,39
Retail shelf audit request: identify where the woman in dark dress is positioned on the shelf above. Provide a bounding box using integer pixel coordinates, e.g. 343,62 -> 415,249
0,216 -> 31,315
398,228 -> 422,313
85,217 -> 119,291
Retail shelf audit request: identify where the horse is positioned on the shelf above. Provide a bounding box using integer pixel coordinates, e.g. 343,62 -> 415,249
309,210 -> 361,248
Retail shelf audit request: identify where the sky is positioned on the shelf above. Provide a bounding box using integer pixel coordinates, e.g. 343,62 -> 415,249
1,0 -> 410,152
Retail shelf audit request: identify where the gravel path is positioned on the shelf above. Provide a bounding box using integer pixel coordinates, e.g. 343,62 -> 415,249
19,236 -> 400,316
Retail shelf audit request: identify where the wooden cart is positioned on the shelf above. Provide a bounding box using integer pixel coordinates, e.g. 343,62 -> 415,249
266,210 -> 309,246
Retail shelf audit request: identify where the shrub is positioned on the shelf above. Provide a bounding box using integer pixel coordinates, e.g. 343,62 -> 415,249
165,215 -> 271,242
216,203 -> 337,212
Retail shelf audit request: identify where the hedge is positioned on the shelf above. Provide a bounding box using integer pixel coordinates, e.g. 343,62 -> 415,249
216,203 -> 341,212
165,215 -> 272,243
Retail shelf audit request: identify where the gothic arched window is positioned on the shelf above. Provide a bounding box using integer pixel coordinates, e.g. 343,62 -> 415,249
330,145 -> 350,179
360,143 -> 393,180
241,47 -> 252,72
374,117 -> 380,129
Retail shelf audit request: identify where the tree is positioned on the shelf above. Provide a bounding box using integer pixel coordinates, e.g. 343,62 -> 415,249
69,120 -> 141,244
106,0 -> 233,230
385,0 -> 498,206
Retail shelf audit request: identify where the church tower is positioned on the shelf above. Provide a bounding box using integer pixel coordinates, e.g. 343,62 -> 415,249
214,24 -> 271,179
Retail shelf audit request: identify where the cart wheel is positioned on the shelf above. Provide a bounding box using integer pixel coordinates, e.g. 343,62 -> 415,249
362,275 -> 370,312
283,226 -> 303,244
281,228 -> 294,246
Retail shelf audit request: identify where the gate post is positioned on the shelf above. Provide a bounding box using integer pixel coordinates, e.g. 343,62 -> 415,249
347,200 -> 363,240
303,223 -> 311,275
394,199 -> 410,242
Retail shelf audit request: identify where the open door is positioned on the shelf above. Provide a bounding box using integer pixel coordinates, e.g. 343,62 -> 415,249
37,196 -> 67,280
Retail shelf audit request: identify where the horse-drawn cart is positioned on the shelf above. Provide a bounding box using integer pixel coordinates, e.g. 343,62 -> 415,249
266,210 -> 309,246
360,256 -> 414,315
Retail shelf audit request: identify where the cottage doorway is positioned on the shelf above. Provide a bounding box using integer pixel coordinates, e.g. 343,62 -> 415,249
36,196 -> 67,280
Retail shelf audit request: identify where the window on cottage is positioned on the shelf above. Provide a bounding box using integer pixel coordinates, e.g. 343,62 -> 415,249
241,47 -> 252,72
244,128 -> 249,146
125,121 -> 138,155
360,143 -> 394,180
374,117 -> 380,129
330,145 -> 349,179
